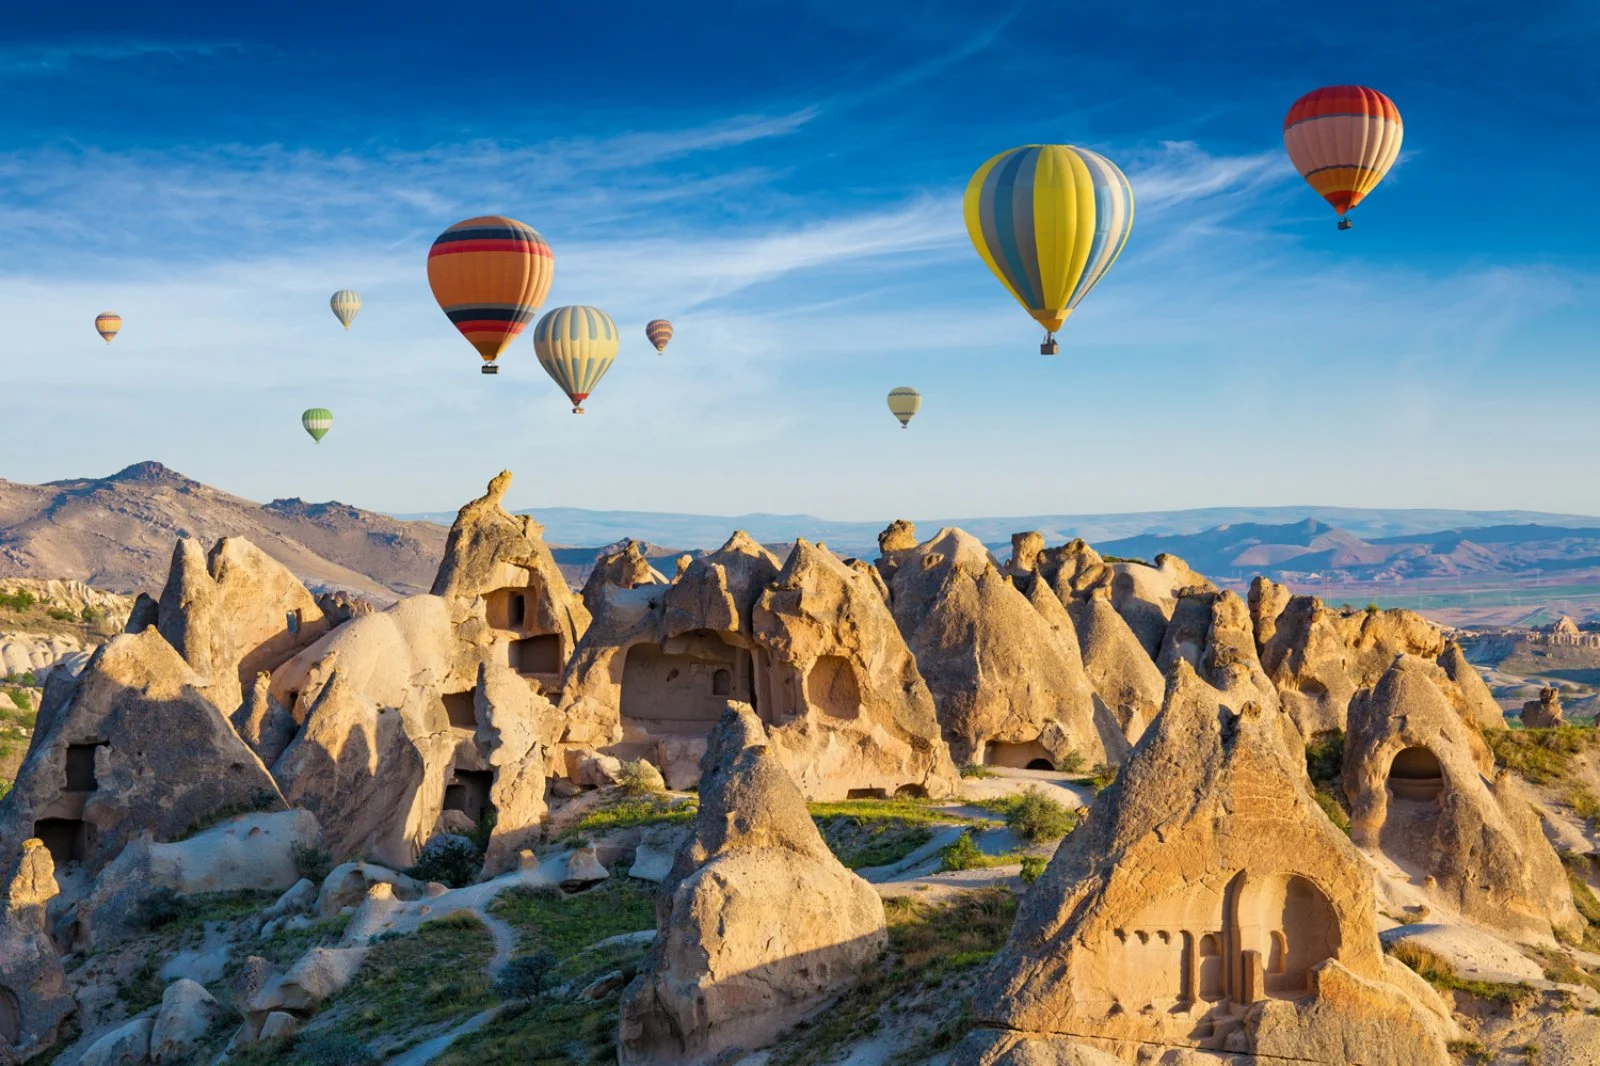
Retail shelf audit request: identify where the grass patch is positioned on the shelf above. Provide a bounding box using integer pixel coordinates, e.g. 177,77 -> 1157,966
817,816 -> 932,870
555,794 -> 697,844
1087,763 -> 1117,794
807,797 -> 987,827
436,996 -> 621,1065
767,889 -> 1017,1066
1484,726 -> 1600,785
1313,789 -> 1352,835
1386,941 -> 1537,1008
1305,731 -> 1344,790
1565,786 -> 1600,821
254,913 -> 351,968
938,831 -> 1024,872
489,878 -> 656,958
323,913 -> 497,1041
959,763 -> 996,779
1019,855 -> 1047,885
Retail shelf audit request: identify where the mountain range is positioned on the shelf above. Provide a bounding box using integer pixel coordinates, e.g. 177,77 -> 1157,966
6,462 -> 1600,603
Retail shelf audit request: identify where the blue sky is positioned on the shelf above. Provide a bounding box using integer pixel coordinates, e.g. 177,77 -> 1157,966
0,0 -> 1596,520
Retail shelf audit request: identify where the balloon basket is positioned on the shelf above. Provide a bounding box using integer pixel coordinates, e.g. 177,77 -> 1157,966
572,407 -> 585,415
1337,218 -> 1352,231
481,364 -> 499,375
1040,339 -> 1059,356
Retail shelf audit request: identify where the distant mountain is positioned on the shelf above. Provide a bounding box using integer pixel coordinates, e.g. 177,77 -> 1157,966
396,505 -> 1600,560
0,462 -> 449,599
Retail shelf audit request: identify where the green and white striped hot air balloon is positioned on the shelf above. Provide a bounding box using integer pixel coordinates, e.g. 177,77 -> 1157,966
533,305 -> 620,414
887,387 -> 921,429
329,289 -> 361,330
301,408 -> 333,443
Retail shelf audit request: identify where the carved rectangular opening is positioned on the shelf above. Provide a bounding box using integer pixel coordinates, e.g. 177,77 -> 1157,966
442,769 -> 495,826
984,739 -> 1058,770
65,743 -> 102,792
34,817 -> 88,865
487,587 -> 530,631
620,637 -> 751,736
511,635 -> 562,676
442,690 -> 477,731
847,788 -> 889,800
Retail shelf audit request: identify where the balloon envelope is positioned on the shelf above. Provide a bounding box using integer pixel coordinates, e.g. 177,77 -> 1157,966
887,387 -> 921,428
95,312 -> 122,344
427,216 -> 553,370
302,408 -> 333,443
534,306 -> 620,413
330,289 -> 361,329
1283,86 -> 1402,221
964,145 -> 1134,348
645,319 -> 673,353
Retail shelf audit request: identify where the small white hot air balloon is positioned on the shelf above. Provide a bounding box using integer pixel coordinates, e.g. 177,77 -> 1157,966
329,289 -> 361,330
887,387 -> 921,429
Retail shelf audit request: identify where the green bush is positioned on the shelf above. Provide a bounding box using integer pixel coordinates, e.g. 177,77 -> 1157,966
0,590 -> 36,612
135,887 -> 196,931
1057,750 -> 1086,774
959,763 -> 996,779
495,949 -> 557,1000
6,689 -> 28,712
1019,855 -> 1047,885
1087,763 -> 1118,794
46,607 -> 77,622
616,759 -> 664,795
1002,788 -> 1077,843
292,840 -> 334,884
937,831 -> 1023,872
407,836 -> 484,888
1304,732 -> 1344,790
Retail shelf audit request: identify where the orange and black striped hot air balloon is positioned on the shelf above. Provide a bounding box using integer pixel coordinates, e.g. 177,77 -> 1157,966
426,216 -> 553,374
1283,86 -> 1403,230
644,319 -> 673,354
95,312 -> 122,343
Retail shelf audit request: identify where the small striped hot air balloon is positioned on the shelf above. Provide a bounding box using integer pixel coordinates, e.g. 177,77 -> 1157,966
95,312 -> 122,344
887,387 -> 921,429
644,319 -> 673,354
427,216 -> 553,374
533,306 -> 620,414
964,145 -> 1134,354
301,408 -> 333,443
1283,86 -> 1403,230
330,289 -> 361,329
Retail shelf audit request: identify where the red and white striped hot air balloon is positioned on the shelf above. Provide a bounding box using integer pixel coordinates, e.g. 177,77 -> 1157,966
1283,86 -> 1403,230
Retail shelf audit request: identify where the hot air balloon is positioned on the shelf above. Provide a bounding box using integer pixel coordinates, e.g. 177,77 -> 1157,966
427,216 -> 553,374
330,289 -> 361,329
302,408 -> 333,443
964,145 -> 1134,355
1283,86 -> 1402,230
533,306 -> 619,414
645,319 -> 673,354
95,313 -> 122,344
887,387 -> 921,429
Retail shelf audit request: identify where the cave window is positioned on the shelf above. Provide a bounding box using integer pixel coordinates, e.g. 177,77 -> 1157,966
1387,746 -> 1445,804
442,690 -> 477,731
443,770 -> 495,825
285,608 -> 303,635
1026,758 -> 1056,771
712,669 -> 732,696
1268,931 -> 1287,974
65,743 -> 102,792
33,818 -> 88,865
508,593 -> 526,629
512,634 -> 561,675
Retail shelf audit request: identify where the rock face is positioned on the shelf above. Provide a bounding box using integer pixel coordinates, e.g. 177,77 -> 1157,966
1437,640 -> 1505,731
0,629 -> 283,875
1521,686 -> 1564,728
1344,656 -> 1582,943
0,839 -> 74,1056
561,537 -> 957,798
966,660 -> 1451,1065
1068,588 -> 1164,750
581,540 -> 667,614
885,528 -> 1117,768
618,705 -> 887,1065
430,470 -> 589,694
1109,554 -> 1213,658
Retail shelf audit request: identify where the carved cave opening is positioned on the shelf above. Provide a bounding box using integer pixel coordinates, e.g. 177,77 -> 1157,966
33,818 -> 89,866
1379,745 -> 1446,874
984,739 -> 1057,770
442,689 -> 477,731
487,587 -> 530,631
620,636 -> 754,736
805,655 -> 861,720
443,769 -> 495,826
65,743 -> 102,792
1387,745 -> 1445,804
512,635 -> 562,676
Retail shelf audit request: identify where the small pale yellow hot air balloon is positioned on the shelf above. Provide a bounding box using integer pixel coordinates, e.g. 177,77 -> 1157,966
95,312 -> 122,344
887,387 -> 921,429
329,290 -> 361,329
533,305 -> 620,413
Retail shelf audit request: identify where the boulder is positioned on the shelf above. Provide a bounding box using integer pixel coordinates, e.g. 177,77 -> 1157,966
75,809 -> 322,951
316,862 -> 424,918
885,528 -> 1116,767
150,979 -> 220,1063
563,845 -> 610,890
1068,588 -> 1164,750
247,945 -> 366,1017
751,539 -> 960,798
0,629 -> 283,876
1109,554 -> 1213,658
1438,640 -> 1506,731
1035,538 -> 1112,601
474,661 -> 557,874
618,705 -> 886,1065
77,1017 -> 153,1066
231,671 -> 298,766
970,659 -> 1452,1065
1522,686 -> 1565,728
582,540 -> 667,614
1343,656 -> 1582,943
0,840 -> 74,1056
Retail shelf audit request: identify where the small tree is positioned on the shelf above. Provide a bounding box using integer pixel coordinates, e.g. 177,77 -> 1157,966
495,950 -> 558,1000
292,840 -> 335,885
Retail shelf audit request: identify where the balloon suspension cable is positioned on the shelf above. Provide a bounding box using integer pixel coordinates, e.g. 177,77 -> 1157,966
1040,333 -> 1059,356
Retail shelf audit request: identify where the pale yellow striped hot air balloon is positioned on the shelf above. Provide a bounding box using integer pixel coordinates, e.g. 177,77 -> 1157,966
329,289 -> 361,329
533,305 -> 620,414
95,312 -> 122,344
887,387 -> 921,429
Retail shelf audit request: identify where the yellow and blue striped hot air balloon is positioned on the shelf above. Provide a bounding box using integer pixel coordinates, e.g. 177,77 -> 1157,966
329,289 -> 361,329
533,306 -> 620,414
301,408 -> 333,443
964,145 -> 1134,354
95,312 -> 122,344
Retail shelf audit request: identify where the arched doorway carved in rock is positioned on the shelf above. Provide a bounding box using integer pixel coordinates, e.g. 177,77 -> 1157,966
1379,745 -> 1445,877
1229,871 -> 1340,998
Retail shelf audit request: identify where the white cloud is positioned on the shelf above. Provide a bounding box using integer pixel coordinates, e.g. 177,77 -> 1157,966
0,41 -> 251,76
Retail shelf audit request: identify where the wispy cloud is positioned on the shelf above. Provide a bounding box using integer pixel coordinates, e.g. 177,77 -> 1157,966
0,40 -> 251,77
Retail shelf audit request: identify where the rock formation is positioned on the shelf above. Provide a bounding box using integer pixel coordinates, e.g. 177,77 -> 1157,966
1109,553 -> 1213,658
581,540 -> 666,613
0,629 -> 283,875
0,840 -> 73,1056
1343,656 -> 1582,943
964,660 -> 1453,1065
1521,685 -> 1565,728
885,528 -> 1117,767
1067,588 -> 1164,749
618,705 -> 886,1065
